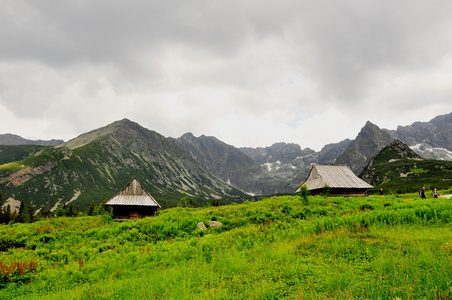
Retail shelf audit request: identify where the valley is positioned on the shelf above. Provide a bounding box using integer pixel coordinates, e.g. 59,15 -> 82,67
1,112 -> 452,213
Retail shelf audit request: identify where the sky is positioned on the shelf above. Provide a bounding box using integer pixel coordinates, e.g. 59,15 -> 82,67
1,1 -> 452,151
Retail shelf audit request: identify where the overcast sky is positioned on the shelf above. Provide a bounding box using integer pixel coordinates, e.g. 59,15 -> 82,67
1,1 -> 451,151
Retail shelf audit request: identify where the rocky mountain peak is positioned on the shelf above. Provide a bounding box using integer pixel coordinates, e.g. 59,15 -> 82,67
335,121 -> 394,174
390,112 -> 452,154
385,139 -> 423,159
60,118 -> 166,151
364,139 -> 422,172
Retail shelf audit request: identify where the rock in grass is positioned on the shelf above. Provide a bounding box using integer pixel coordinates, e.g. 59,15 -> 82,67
208,220 -> 222,229
197,222 -> 207,230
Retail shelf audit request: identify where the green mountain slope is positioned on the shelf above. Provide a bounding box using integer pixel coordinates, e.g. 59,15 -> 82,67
0,145 -> 46,165
360,139 -> 452,194
0,119 -> 245,211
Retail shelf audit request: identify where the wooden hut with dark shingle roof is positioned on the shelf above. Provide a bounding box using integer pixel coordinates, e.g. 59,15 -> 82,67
299,165 -> 373,196
105,177 -> 160,219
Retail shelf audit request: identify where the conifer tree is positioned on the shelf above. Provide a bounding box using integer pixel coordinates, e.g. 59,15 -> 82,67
17,200 -> 25,223
27,203 -> 35,223
4,204 -> 11,224
56,203 -> 66,217
66,202 -> 74,217
88,201 -> 95,216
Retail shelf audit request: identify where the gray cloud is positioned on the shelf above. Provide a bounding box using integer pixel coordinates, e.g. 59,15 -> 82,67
0,1 -> 451,150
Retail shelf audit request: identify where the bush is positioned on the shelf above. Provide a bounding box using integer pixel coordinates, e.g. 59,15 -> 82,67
299,184 -> 309,202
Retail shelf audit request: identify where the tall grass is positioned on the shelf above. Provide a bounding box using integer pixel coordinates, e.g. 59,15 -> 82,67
0,194 -> 452,299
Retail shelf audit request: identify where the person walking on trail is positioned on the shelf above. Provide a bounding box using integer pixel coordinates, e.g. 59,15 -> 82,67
432,188 -> 438,198
420,187 -> 426,199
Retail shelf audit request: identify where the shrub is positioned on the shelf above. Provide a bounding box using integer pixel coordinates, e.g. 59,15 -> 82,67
299,184 -> 309,202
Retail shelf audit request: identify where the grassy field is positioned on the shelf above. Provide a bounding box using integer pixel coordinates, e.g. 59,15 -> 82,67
1,191 -> 452,299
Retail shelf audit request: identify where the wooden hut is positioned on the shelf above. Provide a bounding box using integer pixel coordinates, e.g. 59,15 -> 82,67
105,177 -> 161,219
299,165 -> 373,196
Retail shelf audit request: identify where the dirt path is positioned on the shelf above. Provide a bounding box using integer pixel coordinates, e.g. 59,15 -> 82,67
439,194 -> 452,199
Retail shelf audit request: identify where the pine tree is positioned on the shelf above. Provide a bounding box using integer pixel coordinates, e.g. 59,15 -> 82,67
180,192 -> 189,207
88,201 -> 95,216
17,200 -> 25,223
27,203 -> 35,223
4,204 -> 11,224
96,198 -> 111,215
66,202 -> 74,217
56,204 -> 66,217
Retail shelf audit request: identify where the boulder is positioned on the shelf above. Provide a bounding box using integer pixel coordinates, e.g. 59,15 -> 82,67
208,220 -> 222,229
197,222 -> 207,230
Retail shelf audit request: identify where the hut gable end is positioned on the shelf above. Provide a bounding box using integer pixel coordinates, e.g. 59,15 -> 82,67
105,177 -> 160,219
299,165 -> 373,196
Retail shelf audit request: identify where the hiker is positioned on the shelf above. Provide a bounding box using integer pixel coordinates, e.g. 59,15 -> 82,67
420,187 -> 426,199
380,188 -> 383,196
432,188 -> 438,198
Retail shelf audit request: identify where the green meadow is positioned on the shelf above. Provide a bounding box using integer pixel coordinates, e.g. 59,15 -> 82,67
1,192 -> 452,299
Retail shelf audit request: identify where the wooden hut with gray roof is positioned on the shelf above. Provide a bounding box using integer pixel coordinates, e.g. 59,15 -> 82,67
299,165 -> 373,196
105,177 -> 161,219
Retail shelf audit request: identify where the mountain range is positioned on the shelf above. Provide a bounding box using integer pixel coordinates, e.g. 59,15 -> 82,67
1,112 -> 452,212
0,133 -> 63,146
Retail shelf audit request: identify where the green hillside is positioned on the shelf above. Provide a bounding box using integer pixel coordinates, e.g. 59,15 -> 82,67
1,193 -> 452,299
0,145 -> 45,165
361,140 -> 452,194
0,120 -> 246,212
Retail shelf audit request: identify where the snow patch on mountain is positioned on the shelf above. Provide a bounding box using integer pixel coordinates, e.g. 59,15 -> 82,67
411,143 -> 452,161
263,163 -> 272,172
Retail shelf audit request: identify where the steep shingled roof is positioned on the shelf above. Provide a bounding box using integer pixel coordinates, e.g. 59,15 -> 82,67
105,177 -> 161,207
302,165 -> 373,190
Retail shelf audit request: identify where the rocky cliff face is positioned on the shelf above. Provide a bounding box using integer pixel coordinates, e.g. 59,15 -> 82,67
386,112 -> 452,160
175,134 -> 291,195
239,143 -> 319,191
335,121 -> 394,174
317,139 -> 352,165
